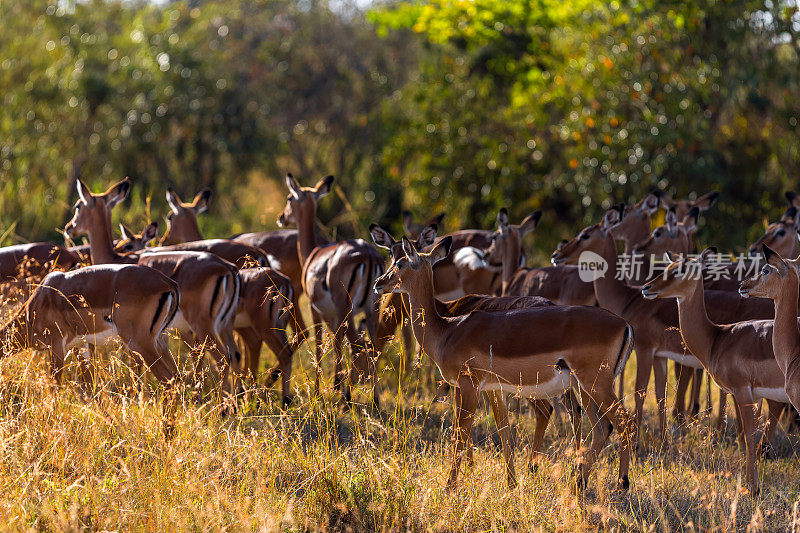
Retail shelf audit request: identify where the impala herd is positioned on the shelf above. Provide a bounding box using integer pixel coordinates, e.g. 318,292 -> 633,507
3,175 -> 800,496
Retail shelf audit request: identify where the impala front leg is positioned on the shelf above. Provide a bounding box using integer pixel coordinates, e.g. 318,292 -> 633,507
526,398 -> 553,472
733,393 -> 761,496
488,389 -> 517,488
447,379 -> 477,491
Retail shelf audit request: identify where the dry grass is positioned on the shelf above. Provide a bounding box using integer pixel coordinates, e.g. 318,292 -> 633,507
0,302 -> 800,531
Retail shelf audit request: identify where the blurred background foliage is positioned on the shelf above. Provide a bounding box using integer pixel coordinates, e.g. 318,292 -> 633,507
2,0 -> 800,258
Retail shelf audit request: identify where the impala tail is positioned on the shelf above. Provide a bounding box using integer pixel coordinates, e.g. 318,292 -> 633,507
211,270 -> 241,340
614,324 -> 634,378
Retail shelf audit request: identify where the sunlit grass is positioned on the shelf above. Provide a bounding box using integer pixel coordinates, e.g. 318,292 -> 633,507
0,299 -> 799,531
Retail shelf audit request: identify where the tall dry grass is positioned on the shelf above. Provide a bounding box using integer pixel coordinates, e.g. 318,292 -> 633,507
0,298 -> 799,532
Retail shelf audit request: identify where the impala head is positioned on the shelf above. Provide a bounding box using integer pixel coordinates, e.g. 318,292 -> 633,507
161,187 -> 211,245
660,190 -> 719,220
641,248 -> 716,301
632,207 -> 698,258
747,206 -> 800,258
551,206 -> 623,265
608,191 -> 661,246
116,222 -> 159,253
373,236 -> 452,295
403,210 -> 445,240
277,174 -> 334,227
64,178 -> 131,239
483,208 -> 541,273
739,245 -> 800,299
369,222 -> 438,262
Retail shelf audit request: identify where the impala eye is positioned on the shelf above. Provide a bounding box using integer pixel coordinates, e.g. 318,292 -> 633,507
580,233 -> 590,240
777,229 -> 786,237
654,230 -> 662,238
761,265 -> 770,275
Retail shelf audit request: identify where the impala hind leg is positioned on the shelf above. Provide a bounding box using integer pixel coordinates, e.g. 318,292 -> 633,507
581,384 -> 634,491
236,327 -> 262,381
718,388 -> 729,432
761,399 -> 785,457
673,363 -> 693,424
633,348 -> 655,445
689,368 -> 704,416
564,389 -> 583,454
447,380 -> 477,491
653,356 -> 668,440
526,399 -> 552,472
262,329 -> 296,406
733,393 -> 761,496
311,310 -> 324,396
488,390 -> 516,488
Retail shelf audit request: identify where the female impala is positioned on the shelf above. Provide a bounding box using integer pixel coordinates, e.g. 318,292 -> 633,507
740,245 -> 800,414
642,249 -> 791,495
278,174 -> 384,404
370,223 -> 581,472
63,179 -> 243,400
0,264 -> 181,437
374,236 -> 636,491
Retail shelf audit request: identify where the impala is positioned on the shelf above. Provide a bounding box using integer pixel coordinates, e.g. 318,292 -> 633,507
642,249 -> 791,495
63,179 -> 243,400
373,235 -> 635,490
748,205 -> 800,259
278,174 -> 384,405
0,264 -> 181,437
659,190 -> 719,221
0,242 -> 80,301
484,208 -> 596,306
370,223 -> 582,471
740,245 -> 800,416
117,221 -> 298,405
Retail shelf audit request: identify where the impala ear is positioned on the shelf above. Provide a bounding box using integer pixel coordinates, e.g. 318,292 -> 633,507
641,192 -> 661,214
417,224 -> 438,248
192,188 -> 212,214
314,175 -> 334,199
497,208 -> 509,230
401,235 -> 419,263
76,179 -> 93,205
519,210 -> 542,236
786,191 -> 800,209
763,244 -> 789,274
665,207 -> 678,234
285,173 -> 302,200
698,247 -> 717,264
369,224 -> 395,250
104,177 -> 130,209
682,206 -> 700,233
432,212 -> 445,228
602,208 -> 620,228
166,187 -> 182,214
118,223 -> 135,240
142,222 -> 159,243
427,236 -> 452,265
693,191 -> 719,212
780,206 -> 797,225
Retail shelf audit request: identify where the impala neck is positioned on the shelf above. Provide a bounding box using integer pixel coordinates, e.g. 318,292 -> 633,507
404,271 -> 448,359
593,232 -> 640,314
295,202 -> 318,266
673,280 -> 718,368
87,209 -> 123,265
771,271 -> 800,375
500,245 -> 519,296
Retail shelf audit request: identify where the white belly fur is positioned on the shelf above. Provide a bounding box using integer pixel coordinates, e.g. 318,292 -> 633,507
753,387 -> 791,403
65,323 -> 119,349
657,351 -> 702,369
450,369 -> 571,399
